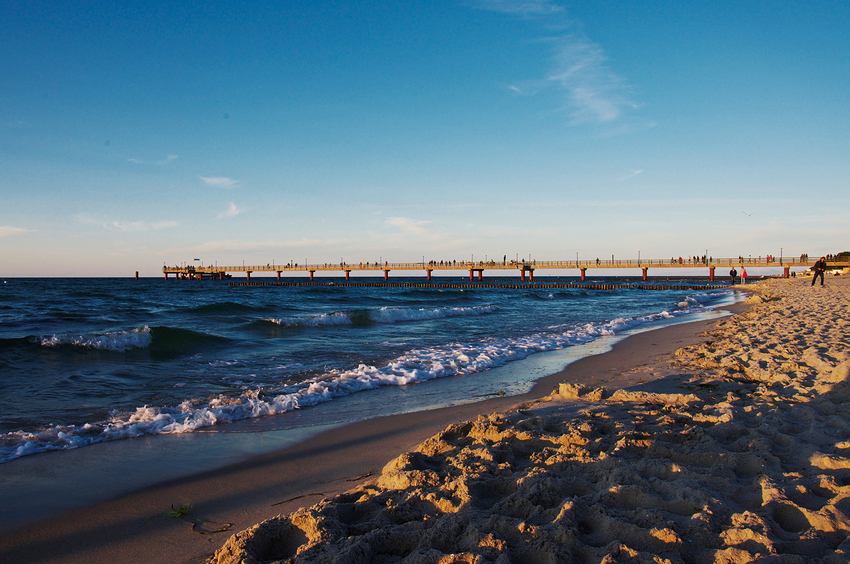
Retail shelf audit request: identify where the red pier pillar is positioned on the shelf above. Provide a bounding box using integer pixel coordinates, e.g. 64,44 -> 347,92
580,268 -> 586,281
426,270 -> 432,281
384,270 -> 389,281
246,271 -> 252,281
345,270 -> 350,281
309,271 -> 315,281
277,271 -> 281,281
642,268 -> 648,281
520,270 -> 525,282
784,266 -> 790,278
709,266 -> 715,281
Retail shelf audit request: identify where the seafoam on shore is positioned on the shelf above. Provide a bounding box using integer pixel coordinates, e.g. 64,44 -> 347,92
213,276 -> 850,564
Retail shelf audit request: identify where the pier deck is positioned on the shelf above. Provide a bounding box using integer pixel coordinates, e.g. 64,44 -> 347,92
163,256 -> 841,282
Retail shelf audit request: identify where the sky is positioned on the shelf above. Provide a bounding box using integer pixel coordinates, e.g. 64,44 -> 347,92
1,0 -> 848,277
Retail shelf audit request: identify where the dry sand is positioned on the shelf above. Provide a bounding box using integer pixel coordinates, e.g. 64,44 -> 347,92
212,277 -> 850,564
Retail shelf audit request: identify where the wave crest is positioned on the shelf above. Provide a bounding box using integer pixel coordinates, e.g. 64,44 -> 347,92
40,326 -> 152,352
264,305 -> 497,327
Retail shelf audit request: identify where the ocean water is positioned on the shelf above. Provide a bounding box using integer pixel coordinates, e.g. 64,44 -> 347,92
0,276 -> 737,465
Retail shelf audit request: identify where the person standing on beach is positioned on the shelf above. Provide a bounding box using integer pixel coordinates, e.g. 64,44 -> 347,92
729,267 -> 737,285
741,267 -> 748,284
812,257 -> 827,286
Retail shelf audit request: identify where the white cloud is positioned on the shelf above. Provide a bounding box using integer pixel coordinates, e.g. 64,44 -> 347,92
0,226 -> 29,237
200,176 -> 240,188
478,2 -> 641,127
215,202 -> 242,219
105,221 -> 178,232
385,216 -> 433,235
614,169 -> 644,182
127,154 -> 179,166
471,0 -> 563,15
547,36 -> 637,124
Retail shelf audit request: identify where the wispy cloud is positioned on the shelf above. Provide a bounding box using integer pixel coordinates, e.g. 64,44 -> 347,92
127,154 -> 179,166
105,221 -> 178,232
215,202 -> 242,219
77,213 -> 177,232
477,1 -> 641,127
200,176 -> 240,188
547,36 -> 638,124
0,226 -> 30,237
385,216 -> 433,235
614,169 -> 644,182
471,0 -> 563,15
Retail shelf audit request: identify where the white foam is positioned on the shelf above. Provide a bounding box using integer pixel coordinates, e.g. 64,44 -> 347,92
0,292 -> 728,463
264,305 -> 496,327
371,305 -> 496,323
39,326 -> 152,352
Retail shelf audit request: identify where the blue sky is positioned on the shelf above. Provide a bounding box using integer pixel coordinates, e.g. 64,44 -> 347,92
2,0 -> 848,276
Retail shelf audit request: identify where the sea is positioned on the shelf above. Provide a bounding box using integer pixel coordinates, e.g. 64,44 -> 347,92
0,275 -> 741,470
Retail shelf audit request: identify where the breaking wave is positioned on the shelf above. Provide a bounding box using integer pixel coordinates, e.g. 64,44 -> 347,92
0,297 -> 716,463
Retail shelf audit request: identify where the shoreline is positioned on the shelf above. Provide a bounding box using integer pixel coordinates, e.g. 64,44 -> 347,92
210,277 -> 850,563
0,300 -> 744,563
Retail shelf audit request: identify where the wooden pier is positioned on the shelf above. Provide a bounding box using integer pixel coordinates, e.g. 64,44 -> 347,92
163,256 -> 841,282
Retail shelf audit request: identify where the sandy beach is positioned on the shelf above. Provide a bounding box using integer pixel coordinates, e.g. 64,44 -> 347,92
2,276 -> 847,563
211,276 -> 850,564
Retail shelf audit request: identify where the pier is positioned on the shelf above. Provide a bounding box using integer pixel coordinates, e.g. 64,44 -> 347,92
163,256 -> 841,281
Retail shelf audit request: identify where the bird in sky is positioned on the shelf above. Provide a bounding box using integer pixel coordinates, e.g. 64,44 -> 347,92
742,211 -> 752,217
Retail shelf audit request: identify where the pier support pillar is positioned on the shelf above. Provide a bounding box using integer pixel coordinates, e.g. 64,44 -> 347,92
709,266 -> 715,282
478,270 -> 483,281
426,270 -> 432,281
309,271 -> 315,281
580,268 -> 586,281
520,270 -> 525,282
529,270 -> 534,282
345,270 -> 350,281
469,270 -> 474,281
384,270 -> 389,281
277,271 -> 281,281
164,273 -> 168,280
246,271 -> 252,281
784,266 -> 790,278
642,268 -> 648,281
